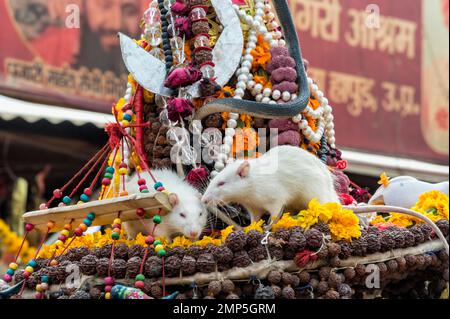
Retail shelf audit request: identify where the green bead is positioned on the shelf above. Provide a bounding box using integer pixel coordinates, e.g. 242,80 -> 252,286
153,215 -> 162,224
135,274 -> 146,281
140,189 -> 149,194
111,232 -> 120,240
83,219 -> 92,227
62,196 -> 72,205
106,167 -> 115,174
154,240 -> 162,246
104,173 -> 113,180
157,249 -> 166,257
87,213 -> 95,221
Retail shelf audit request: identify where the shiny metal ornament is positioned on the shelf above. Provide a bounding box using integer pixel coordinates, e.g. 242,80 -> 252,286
119,32 -> 173,97
211,0 -> 244,87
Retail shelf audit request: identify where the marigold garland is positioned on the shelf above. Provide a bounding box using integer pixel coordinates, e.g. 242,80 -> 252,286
221,225 -> 235,241
244,220 -> 265,233
327,205 -> 361,241
272,199 -> 362,242
251,35 -> 271,71
296,198 -> 333,230
411,190 -> 449,221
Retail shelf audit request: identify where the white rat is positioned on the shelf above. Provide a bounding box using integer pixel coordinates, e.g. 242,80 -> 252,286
202,145 -> 340,222
123,169 -> 207,240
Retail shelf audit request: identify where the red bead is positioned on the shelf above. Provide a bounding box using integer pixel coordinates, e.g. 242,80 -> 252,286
139,185 -> 148,192
58,235 -> 67,242
119,163 -> 127,169
105,285 -> 112,292
112,224 -> 121,229
104,277 -> 114,285
136,208 -> 145,217
145,235 -> 154,245
23,271 -> 30,279
135,281 -> 145,289
74,228 -> 83,236
138,178 -> 146,186
102,178 -> 111,186
53,189 -> 63,198
83,188 -> 92,196
25,223 -> 34,232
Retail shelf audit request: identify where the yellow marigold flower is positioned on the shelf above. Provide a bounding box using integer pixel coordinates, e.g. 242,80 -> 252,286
271,213 -> 301,232
387,213 -> 415,228
0,218 -> 36,263
134,233 -> 147,246
370,215 -> 386,225
295,199 -> 333,230
143,89 -> 154,103
221,226 -> 235,242
329,208 -> 361,242
193,236 -> 222,247
411,190 -> 449,222
170,236 -> 193,249
244,220 -> 265,233
378,172 -> 390,187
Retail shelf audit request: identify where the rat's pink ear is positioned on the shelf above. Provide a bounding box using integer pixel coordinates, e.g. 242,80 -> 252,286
168,193 -> 180,207
237,161 -> 250,178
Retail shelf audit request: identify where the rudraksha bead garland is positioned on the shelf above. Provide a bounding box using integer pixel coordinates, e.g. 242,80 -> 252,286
11,220 -> 448,299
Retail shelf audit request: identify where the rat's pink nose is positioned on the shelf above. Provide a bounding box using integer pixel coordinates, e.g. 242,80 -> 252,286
190,231 -> 199,238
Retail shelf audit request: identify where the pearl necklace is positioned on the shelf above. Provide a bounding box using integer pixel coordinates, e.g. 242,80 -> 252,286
212,1 -> 337,177
211,0 -> 267,177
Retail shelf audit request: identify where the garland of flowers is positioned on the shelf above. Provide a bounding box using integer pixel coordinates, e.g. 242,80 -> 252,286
271,199 -> 361,242
37,197 -> 365,259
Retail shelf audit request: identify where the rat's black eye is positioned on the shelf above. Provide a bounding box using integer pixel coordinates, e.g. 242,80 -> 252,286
218,181 -> 226,187
180,213 -> 186,218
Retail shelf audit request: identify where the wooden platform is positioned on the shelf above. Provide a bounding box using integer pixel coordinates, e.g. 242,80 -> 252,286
22,192 -> 172,232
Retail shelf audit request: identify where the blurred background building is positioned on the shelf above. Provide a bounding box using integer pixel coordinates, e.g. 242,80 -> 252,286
0,0 -> 448,234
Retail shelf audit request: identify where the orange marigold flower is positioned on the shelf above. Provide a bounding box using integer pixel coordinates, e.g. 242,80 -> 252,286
218,86 -> 235,99
309,98 -> 321,110
251,35 -> 271,71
